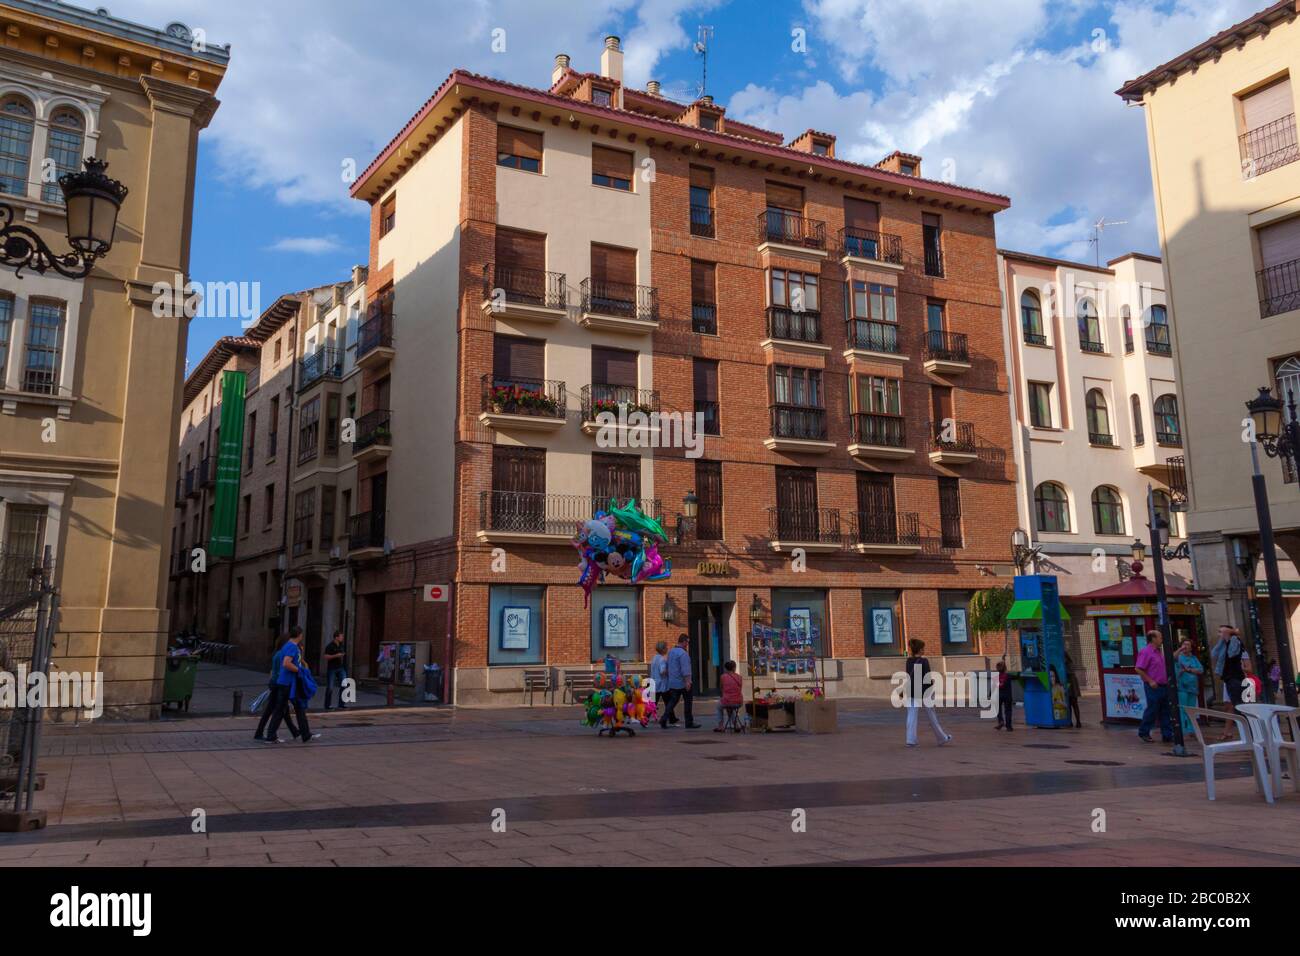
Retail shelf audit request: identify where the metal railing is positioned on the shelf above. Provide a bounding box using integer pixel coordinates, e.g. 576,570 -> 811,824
185,467 -> 198,498
354,409 -> 392,451
1079,338 -> 1105,354
924,248 -> 944,277
480,491 -> 661,537
348,511 -> 386,551
924,329 -> 969,364
1257,257 -> 1300,318
838,227 -> 903,264
1156,430 -> 1183,447
690,204 -> 715,238
481,375 -> 566,419
1167,456 -> 1189,504
1240,113 -> 1299,178
929,420 -> 976,453
580,277 -> 659,322
1023,329 -> 1048,346
299,347 -> 343,390
357,308 -> 394,360
1,547 -> 57,825
850,510 -> 921,547
695,400 -> 719,435
581,385 -> 660,422
852,412 -> 907,448
767,305 -> 821,343
1145,324 -> 1172,356
758,210 -> 826,249
770,404 -> 827,441
198,457 -> 217,489
692,302 -> 717,334
768,506 -> 841,545
483,263 -> 568,311
1089,432 -> 1116,447
846,317 -> 899,353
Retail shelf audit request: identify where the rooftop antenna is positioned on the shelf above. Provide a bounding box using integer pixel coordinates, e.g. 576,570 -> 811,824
1089,217 -> 1128,267
694,25 -> 714,99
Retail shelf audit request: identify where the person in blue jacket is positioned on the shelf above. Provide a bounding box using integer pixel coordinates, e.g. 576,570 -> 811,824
263,627 -> 321,744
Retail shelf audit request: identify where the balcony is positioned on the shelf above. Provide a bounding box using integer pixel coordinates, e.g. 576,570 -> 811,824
198,456 -> 217,490
482,263 -> 568,324
928,420 -> 978,465
764,306 -> 825,353
1240,113 -> 1298,179
923,330 -> 971,374
924,248 -> 944,278
174,478 -> 185,507
185,467 -> 199,499
690,204 -> 715,239
478,492 -> 662,544
1079,338 -> 1106,355
838,227 -> 903,269
849,510 -> 922,556
1144,324 -> 1172,356
764,404 -> 834,454
1156,429 -> 1183,448
353,409 -> 392,463
348,511 -> 386,559
579,277 -> 659,333
844,318 -> 902,361
756,210 -> 828,260
580,385 -> 660,436
692,302 -> 717,335
1023,329 -> 1048,347
768,506 -> 842,553
299,347 -> 343,391
849,413 -> 913,461
1167,456 -> 1189,509
480,376 -> 567,433
1090,432 -> 1116,448
1257,257 -> 1300,318
356,304 -> 395,370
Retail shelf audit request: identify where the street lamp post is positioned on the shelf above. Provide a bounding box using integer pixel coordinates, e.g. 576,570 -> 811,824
1244,387 -> 1300,708
0,158 -> 128,278
1134,486 -> 1186,756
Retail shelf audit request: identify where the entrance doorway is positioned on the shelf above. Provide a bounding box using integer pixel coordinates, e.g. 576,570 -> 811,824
687,589 -> 735,698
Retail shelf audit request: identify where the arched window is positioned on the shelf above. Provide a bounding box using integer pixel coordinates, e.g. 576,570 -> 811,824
1021,290 -> 1044,344
1152,490 -> 1179,539
1091,486 -> 1125,536
1035,482 -> 1070,533
1276,357 -> 1300,409
1122,305 -> 1133,353
23,299 -> 65,395
0,96 -> 35,197
1077,297 -> 1102,352
0,294 -> 11,383
1154,394 -> 1181,446
1146,304 -> 1170,354
42,107 -> 84,204
1131,394 -> 1145,446
1086,388 -> 1113,445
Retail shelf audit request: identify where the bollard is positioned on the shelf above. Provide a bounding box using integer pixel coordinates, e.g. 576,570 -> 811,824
232,689 -> 243,717
386,682 -> 394,708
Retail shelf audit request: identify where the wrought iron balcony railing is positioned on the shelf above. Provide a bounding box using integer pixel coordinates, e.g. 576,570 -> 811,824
198,456 -> 217,489
767,305 -> 821,343
850,510 -> 921,547
1145,324 -> 1172,356
851,412 -> 906,448
924,329 -> 969,364
770,404 -> 827,441
581,384 -> 660,422
483,263 -> 568,311
1023,329 -> 1048,346
690,204 -> 715,238
846,318 -> 899,354
768,506 -> 841,545
1156,430 -> 1183,448
1240,113 -> 1299,179
1257,256 -> 1300,318
480,491 -> 661,537
1167,455 -> 1189,504
354,409 -> 392,451
580,277 -> 659,322
1090,432 -> 1116,447
692,302 -> 717,335
838,227 -> 903,264
357,308 -> 394,360
758,210 -> 826,249
184,467 -> 198,498
348,511 -> 386,551
929,420 -> 976,453
1079,338 -> 1106,354
924,248 -> 944,278
481,375 -> 566,419
299,347 -> 343,390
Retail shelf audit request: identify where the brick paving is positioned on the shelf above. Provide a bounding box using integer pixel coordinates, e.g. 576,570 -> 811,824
4,697 -> 1298,866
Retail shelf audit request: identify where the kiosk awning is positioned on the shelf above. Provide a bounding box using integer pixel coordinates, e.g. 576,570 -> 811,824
1006,599 -> 1071,623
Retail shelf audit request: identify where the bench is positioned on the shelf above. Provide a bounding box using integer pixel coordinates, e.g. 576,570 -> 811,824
563,670 -> 598,705
523,668 -> 554,706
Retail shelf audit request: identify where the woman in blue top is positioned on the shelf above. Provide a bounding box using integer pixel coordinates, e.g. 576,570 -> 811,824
1174,638 -> 1204,738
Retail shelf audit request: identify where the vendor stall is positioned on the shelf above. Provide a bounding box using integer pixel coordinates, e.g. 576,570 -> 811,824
1068,564 -> 1210,725
746,622 -> 834,733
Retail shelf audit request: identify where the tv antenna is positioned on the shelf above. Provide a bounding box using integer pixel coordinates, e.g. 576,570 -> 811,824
694,25 -> 714,99
1089,217 -> 1127,267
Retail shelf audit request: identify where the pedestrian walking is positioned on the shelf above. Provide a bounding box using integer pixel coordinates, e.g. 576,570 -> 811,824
1063,651 -> 1083,728
263,627 -> 321,744
659,633 -> 700,729
904,639 -> 952,748
994,660 -> 1014,732
1174,638 -> 1203,739
1210,624 -> 1249,739
323,630 -> 348,710
254,635 -> 299,741
1135,629 -> 1173,744
650,640 -> 673,726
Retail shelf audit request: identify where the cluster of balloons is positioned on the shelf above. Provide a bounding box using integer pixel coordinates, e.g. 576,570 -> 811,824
573,499 -> 672,605
582,671 -> 656,735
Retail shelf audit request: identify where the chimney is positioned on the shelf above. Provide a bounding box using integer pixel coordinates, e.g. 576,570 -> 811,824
352,264 -> 367,289
552,53 -> 570,86
646,80 -> 661,96
600,35 -> 623,84
700,94 -> 713,106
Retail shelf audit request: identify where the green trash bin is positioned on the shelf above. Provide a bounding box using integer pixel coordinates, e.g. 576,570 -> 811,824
162,655 -> 200,712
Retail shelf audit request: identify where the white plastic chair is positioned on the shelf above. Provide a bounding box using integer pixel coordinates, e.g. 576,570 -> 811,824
1182,706 -> 1273,804
1238,703 -> 1300,798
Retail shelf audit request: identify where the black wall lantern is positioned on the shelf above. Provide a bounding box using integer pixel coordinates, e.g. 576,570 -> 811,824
0,158 -> 128,278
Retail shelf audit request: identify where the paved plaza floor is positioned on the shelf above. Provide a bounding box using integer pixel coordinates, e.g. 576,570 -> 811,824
3,692 -> 1298,867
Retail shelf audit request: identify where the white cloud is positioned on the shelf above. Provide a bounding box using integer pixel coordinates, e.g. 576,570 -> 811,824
265,236 -> 345,255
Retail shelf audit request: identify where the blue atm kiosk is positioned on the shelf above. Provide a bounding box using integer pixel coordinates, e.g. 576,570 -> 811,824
1008,575 -> 1072,729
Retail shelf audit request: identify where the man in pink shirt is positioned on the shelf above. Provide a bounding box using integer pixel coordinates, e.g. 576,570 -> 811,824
1135,630 -> 1174,743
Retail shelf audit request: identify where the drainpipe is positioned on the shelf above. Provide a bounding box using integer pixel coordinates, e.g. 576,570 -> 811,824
278,303 -> 300,640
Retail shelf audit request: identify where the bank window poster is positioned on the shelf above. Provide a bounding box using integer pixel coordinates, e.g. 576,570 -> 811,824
1104,672 -> 1148,721
788,607 -> 812,639
871,608 -> 895,645
500,606 -> 531,651
946,607 -> 969,644
602,605 -> 630,648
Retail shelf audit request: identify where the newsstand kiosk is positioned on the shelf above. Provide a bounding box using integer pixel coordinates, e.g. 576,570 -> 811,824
1006,575 -> 1073,728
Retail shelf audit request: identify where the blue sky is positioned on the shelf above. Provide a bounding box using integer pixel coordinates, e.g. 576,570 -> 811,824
104,0 -> 1266,370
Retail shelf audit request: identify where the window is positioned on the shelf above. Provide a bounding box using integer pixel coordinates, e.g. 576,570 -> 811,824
0,294 -> 11,382
591,145 -> 633,190
771,588 -> 827,655
900,161 -> 916,175
491,447 -> 546,533
273,338 -> 281,364
772,269 -> 819,312
1154,394 -> 1181,446
592,452 -> 640,506
591,87 -> 612,107
864,589 -> 904,656
241,494 -> 251,535
589,346 -> 638,414
497,126 -> 543,173
770,269 -> 820,342
489,585 -> 545,666
292,490 -> 315,557
2,505 -> 46,594
1256,215 -> 1300,316
695,459 -> 722,541
246,410 -> 257,468
1086,389 -> 1113,445
922,213 -> 943,276
1131,395 -> 1145,446
689,166 -> 714,238
0,96 -> 34,197
1091,486 -> 1125,536
847,281 -> 898,351
1145,305 -> 1171,354
263,483 -> 276,530
268,396 -> 280,458
379,195 -> 396,237
939,590 -> 975,652
938,477 -> 962,549
843,197 -> 884,259
22,300 -> 64,395
591,586 -> 640,663
1035,482 -> 1070,532
857,473 -> 898,545
1122,306 -> 1134,353
298,396 -> 320,463
926,300 -> 945,334
326,394 -> 341,454
1028,382 -> 1053,428
691,259 -> 717,334
1152,490 -> 1179,539
1238,76 -> 1297,177
42,108 -> 84,204
1021,290 -> 1045,344
856,375 -> 901,415
773,366 -> 822,408
698,112 -> 717,131
1077,297 -> 1103,352
693,358 -> 719,435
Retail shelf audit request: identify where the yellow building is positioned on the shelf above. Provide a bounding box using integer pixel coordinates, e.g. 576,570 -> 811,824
1118,0 -> 1300,675
0,3 -> 227,718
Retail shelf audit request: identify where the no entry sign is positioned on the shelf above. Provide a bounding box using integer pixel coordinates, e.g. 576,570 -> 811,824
422,584 -> 450,603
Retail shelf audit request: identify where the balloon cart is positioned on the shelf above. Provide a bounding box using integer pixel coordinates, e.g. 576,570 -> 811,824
582,657 -> 656,738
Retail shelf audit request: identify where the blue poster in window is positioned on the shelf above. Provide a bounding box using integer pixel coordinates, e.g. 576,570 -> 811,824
871,608 -> 895,645
602,606 -> 630,648
788,607 -> 812,637
500,607 -> 531,651
946,608 -> 969,643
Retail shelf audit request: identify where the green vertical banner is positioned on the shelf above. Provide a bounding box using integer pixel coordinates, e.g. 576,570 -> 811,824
208,370 -> 247,558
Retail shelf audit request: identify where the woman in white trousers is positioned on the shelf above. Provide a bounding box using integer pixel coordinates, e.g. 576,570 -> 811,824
905,639 -> 953,747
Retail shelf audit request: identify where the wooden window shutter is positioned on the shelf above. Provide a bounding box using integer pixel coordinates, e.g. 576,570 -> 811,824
1259,216 -> 1300,269
492,446 -> 545,494
593,453 -> 640,502
591,243 -> 636,286
1241,77 -> 1294,131
690,260 -> 715,304
498,126 -> 543,162
844,197 -> 880,230
495,228 -> 546,272
592,145 -> 633,181
689,165 -> 714,189
766,181 -> 804,211
492,335 -> 545,380
592,346 -> 638,387
693,358 -> 718,403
